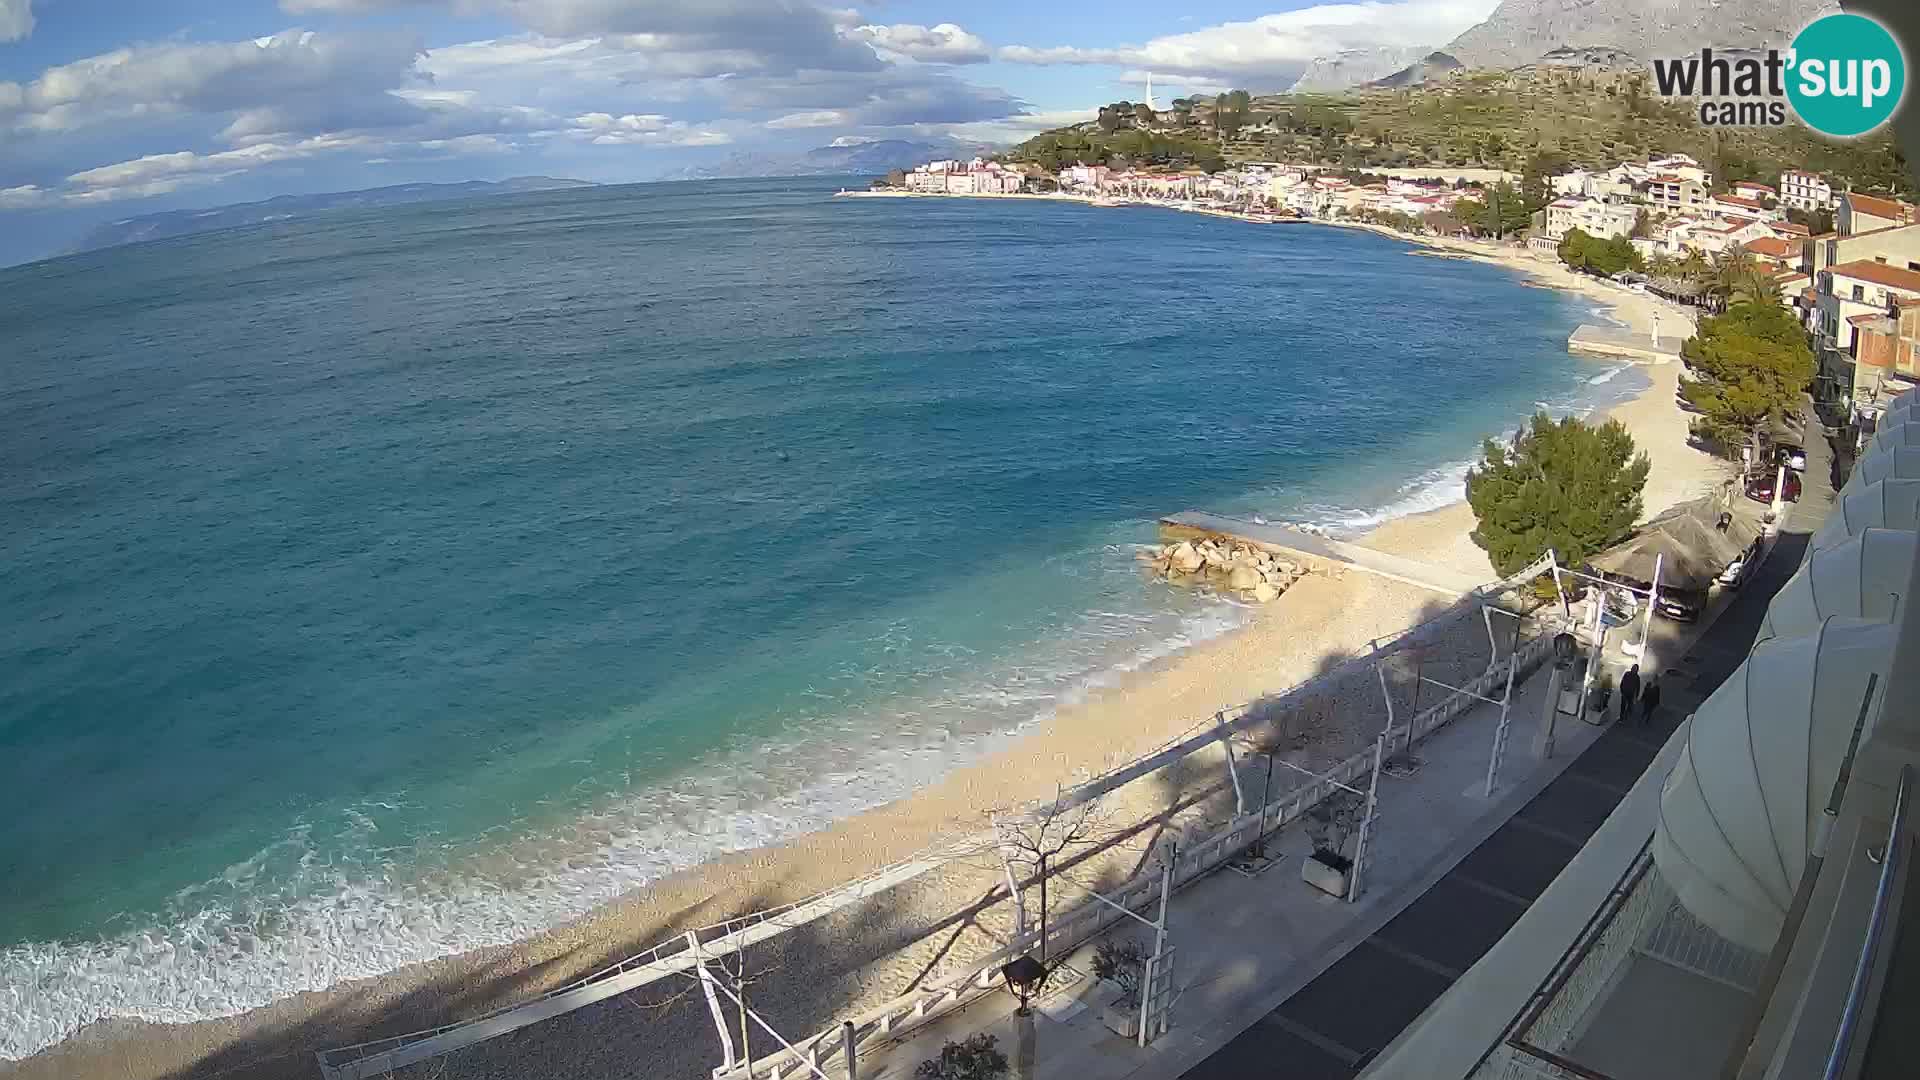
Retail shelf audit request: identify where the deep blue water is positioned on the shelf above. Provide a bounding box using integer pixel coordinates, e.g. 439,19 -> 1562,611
0,176 -> 1632,1054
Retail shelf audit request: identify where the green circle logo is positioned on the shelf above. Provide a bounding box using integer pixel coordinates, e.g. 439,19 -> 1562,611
1786,13 -> 1906,137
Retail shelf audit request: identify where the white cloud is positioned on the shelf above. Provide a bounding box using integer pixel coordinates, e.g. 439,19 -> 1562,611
849,23 -> 990,64
569,111 -> 730,146
65,133 -> 381,199
998,0 -> 1497,84
0,0 -> 31,43
1,31 -> 427,139
924,108 -> 1097,146
0,182 -> 48,207
765,109 -> 845,129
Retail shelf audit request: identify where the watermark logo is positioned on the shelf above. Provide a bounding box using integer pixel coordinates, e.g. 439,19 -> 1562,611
1649,13 -> 1906,137
1786,13 -> 1904,137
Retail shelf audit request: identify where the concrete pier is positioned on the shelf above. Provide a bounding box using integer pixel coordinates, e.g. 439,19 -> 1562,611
1568,324 -> 1681,365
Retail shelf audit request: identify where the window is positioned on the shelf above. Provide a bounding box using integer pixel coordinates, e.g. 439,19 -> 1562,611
1854,284 -> 1867,301
1877,256 -> 1889,264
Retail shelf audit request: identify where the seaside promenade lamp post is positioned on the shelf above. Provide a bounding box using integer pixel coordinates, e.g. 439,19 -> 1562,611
1002,954 -> 1046,1080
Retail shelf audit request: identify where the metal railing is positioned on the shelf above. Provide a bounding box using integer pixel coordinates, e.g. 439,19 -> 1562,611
1822,763 -> 1914,1080
318,551 -> 1567,1078
726,635 -> 1564,1080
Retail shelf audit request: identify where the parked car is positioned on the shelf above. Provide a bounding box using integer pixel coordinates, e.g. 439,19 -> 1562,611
1718,540 -> 1765,588
1747,471 -> 1802,504
1656,587 -> 1708,622
1775,443 -> 1807,471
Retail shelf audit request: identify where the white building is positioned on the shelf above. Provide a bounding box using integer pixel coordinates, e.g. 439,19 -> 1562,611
903,158 -> 1023,195
1779,169 -> 1835,211
1059,164 -> 1110,190
1543,197 -> 1639,241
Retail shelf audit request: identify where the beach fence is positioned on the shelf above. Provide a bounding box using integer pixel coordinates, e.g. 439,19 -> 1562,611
316,553 -> 1569,1080
714,621 -> 1567,1080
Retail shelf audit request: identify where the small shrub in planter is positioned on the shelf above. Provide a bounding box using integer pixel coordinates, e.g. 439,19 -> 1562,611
916,1033 -> 1009,1080
1092,936 -> 1150,1037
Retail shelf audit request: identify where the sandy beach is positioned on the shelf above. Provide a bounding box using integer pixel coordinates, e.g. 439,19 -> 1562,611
8,212 -> 1732,1080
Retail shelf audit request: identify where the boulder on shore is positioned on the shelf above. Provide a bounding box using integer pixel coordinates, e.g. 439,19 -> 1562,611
1168,542 -> 1204,573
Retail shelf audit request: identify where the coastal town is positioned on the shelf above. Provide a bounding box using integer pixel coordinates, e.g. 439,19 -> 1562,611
875,152 -> 1920,444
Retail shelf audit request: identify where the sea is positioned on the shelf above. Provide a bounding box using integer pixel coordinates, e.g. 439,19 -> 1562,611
0,176 -> 1645,1057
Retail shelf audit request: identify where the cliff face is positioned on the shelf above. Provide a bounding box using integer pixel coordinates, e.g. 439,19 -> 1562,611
1442,0 -> 1838,70
1286,46 -> 1434,93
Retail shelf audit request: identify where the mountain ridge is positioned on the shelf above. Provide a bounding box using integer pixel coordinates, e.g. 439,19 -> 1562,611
1441,0 -> 1838,70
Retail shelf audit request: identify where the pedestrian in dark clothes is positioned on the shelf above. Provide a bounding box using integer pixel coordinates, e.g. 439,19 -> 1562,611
1618,664 -> 1641,724
1640,678 -> 1662,727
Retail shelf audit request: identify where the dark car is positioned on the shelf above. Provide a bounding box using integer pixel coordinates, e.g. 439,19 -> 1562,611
1655,587 -> 1707,622
1747,471 -> 1803,504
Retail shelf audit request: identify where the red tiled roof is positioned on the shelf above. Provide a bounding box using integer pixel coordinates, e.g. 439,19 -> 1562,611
1829,259 -> 1920,293
1848,192 -> 1916,221
1850,312 -> 1886,327
1773,221 -> 1811,236
1716,194 -> 1766,210
1735,183 -> 1777,194
1744,236 -> 1796,259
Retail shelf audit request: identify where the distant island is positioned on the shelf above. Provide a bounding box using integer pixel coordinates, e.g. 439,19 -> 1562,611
73,176 -> 596,254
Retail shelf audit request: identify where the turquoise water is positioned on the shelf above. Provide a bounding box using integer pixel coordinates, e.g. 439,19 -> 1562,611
0,177 -> 1637,1054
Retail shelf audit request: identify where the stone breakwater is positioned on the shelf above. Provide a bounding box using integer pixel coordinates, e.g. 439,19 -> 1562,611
1137,537 -> 1308,603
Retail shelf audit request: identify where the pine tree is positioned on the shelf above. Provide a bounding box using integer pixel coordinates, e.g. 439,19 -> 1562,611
1466,413 -> 1651,576
1678,300 -> 1817,453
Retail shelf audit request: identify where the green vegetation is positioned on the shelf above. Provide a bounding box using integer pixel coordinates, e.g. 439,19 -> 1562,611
1006,72 -> 1912,199
1011,122 -> 1225,172
1455,181 -> 1530,238
1678,300 -> 1818,453
1557,228 -> 1643,276
1466,413 -> 1651,576
917,1033 -> 1009,1080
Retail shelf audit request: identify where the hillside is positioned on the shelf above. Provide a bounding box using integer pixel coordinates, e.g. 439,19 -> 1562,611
1287,47 -> 1432,93
1004,67 -> 1910,197
74,177 -> 593,254
1442,0 -> 1837,70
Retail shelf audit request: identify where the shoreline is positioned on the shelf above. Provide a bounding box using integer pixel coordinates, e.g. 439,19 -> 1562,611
12,199 -> 1728,1080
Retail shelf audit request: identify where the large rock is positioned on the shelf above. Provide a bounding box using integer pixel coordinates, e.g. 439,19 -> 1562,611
1169,542 -> 1204,573
1253,582 -> 1281,603
1228,564 -> 1264,591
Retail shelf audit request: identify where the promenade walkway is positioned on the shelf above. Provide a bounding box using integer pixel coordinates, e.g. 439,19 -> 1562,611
839,405 -> 1839,1080
834,664 -> 1612,1080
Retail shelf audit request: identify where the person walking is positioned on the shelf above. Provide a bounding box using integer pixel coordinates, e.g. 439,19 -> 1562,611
1618,664 -> 1642,725
1640,677 -> 1662,728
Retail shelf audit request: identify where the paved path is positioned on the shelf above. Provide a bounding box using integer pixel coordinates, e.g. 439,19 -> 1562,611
1161,511 -> 1490,597
1173,399 -> 1839,1080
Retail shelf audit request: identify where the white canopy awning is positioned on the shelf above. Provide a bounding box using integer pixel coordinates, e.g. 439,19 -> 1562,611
1761,529 -> 1914,642
1807,479 -> 1920,561
1847,445 -> 1920,493
1653,618 -> 1897,951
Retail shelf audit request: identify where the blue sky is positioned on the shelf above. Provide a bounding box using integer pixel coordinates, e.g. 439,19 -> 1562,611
0,0 -> 1501,263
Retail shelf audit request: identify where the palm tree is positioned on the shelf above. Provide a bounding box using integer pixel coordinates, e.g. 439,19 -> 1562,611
1707,249 -> 1776,310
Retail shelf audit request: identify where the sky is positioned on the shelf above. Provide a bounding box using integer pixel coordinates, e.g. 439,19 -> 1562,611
0,0 -> 1503,264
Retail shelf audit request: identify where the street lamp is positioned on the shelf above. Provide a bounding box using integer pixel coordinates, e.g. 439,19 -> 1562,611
1001,954 -> 1046,1015
1002,954 -> 1046,1080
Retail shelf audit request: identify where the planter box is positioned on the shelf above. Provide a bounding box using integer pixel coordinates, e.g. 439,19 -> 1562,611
1101,997 -> 1142,1039
1300,851 -> 1353,898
